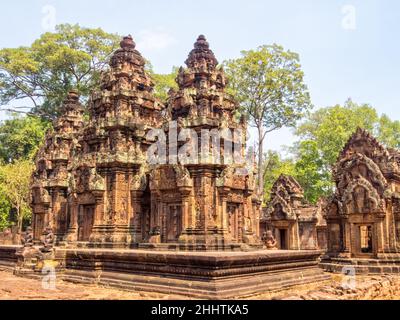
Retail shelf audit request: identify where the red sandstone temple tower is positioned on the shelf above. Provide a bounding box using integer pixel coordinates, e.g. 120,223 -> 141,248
148,35 -> 262,250
65,35 -> 164,247
31,90 -> 84,243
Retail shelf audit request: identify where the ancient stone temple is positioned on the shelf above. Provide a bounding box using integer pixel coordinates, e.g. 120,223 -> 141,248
31,90 -> 84,243
261,175 -> 327,250
10,34 -> 329,298
30,35 -> 260,251
322,128 -> 400,273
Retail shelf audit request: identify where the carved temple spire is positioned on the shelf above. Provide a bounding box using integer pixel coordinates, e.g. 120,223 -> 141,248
108,34 -> 147,73
88,34 -> 162,125
175,35 -> 225,91
185,35 -> 219,70
170,35 -> 238,123
54,89 -> 84,133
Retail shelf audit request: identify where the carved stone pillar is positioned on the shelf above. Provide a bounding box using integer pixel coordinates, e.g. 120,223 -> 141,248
219,187 -> 230,233
65,194 -> 79,244
131,190 -> 144,243
376,218 -> 385,255
340,218 -> 351,258
292,220 -> 300,250
179,187 -> 192,231
93,191 -> 105,225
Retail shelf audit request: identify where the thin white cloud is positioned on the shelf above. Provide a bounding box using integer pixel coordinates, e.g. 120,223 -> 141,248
137,28 -> 177,51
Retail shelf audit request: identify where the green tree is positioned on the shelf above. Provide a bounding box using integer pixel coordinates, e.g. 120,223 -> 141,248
0,191 -> 11,231
0,160 -> 33,232
293,140 -> 332,204
224,44 -> 312,195
148,66 -> 179,102
0,24 -> 120,120
376,114 -> 400,149
263,150 -> 296,202
296,99 -> 378,167
0,114 -> 50,163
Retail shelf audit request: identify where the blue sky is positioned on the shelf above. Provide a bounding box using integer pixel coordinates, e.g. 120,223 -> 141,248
0,0 -> 399,154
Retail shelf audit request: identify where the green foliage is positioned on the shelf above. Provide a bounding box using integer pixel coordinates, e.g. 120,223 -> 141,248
224,44 -> 312,194
293,140 -> 332,204
376,114 -> 400,149
0,190 -> 11,231
263,150 -> 296,202
224,44 -> 312,132
147,65 -> 179,102
0,160 -> 33,231
0,24 -> 120,120
0,114 -> 50,163
296,99 -> 378,167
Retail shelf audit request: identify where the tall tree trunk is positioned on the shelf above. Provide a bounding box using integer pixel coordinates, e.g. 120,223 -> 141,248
257,125 -> 265,197
17,206 -> 23,234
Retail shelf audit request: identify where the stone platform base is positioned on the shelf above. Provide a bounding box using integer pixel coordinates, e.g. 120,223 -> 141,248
0,245 -> 329,299
321,254 -> 400,274
60,248 -> 329,299
0,245 -> 18,270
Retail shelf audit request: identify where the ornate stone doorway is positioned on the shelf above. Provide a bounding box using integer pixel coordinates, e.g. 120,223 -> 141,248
78,205 -> 95,242
165,204 -> 182,243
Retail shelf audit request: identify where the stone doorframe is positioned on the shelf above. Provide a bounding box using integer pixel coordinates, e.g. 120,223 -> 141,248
349,223 -> 378,258
271,220 -> 300,250
348,213 -> 383,258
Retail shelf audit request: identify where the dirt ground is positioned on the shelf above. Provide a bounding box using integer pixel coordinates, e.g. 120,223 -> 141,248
1,269 -> 400,300
0,270 -> 182,300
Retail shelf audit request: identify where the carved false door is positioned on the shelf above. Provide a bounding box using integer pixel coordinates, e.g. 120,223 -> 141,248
78,205 -> 95,242
166,204 -> 182,242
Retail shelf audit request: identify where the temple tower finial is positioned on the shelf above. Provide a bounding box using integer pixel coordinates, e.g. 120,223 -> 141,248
120,35 -> 136,50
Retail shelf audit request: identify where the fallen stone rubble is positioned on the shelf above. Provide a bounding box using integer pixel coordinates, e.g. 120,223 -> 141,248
278,276 -> 400,300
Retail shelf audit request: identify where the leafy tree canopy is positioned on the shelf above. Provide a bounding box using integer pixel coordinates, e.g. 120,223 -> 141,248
224,44 -> 313,194
0,24 -> 120,120
0,114 -> 50,163
146,63 -> 179,102
0,190 -> 11,231
263,150 -> 296,202
293,140 -> 332,204
0,159 -> 33,232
